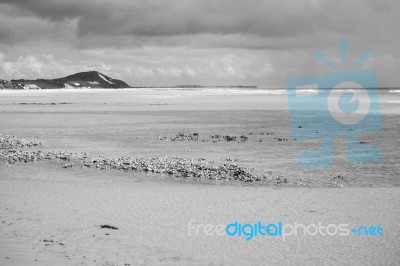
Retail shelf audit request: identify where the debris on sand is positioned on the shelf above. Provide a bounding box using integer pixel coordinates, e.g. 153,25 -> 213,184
158,132 -> 199,141
273,137 -> 288,142
16,102 -> 72,105
333,175 -> 346,180
0,133 -> 287,184
100,225 -> 119,230
79,155 -> 268,182
0,148 -> 78,165
239,135 -> 248,142
211,134 -> 248,143
274,176 -> 288,184
171,132 -> 199,141
158,132 -> 250,143
0,134 -> 42,149
62,163 -> 73,168
249,132 -> 273,136
225,157 -> 239,162
1,149 -> 51,163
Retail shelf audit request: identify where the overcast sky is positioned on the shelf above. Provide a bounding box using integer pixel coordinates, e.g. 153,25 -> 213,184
0,0 -> 399,87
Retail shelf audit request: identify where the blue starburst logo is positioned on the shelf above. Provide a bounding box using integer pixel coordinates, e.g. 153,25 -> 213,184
286,39 -> 382,168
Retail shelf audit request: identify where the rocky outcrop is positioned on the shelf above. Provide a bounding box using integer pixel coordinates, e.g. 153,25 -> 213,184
0,79 -> 24,90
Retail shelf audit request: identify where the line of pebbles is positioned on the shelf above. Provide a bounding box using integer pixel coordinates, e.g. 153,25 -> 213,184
1,133 -> 287,183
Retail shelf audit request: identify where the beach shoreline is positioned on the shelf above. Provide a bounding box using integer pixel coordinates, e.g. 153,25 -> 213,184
1,89 -> 400,265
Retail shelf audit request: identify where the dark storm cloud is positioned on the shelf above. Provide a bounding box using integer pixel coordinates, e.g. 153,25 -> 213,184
1,0 -> 399,49
0,1 -> 375,37
0,2 -> 76,45
3,0 -> 308,38
0,0 -> 84,20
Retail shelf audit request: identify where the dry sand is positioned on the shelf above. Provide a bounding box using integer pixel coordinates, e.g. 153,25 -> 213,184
1,162 -> 399,265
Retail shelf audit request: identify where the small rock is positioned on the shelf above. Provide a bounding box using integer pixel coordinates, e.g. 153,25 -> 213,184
62,163 -> 73,168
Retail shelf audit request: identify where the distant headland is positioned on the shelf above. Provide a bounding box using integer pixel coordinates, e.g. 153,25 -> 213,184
0,71 -> 130,90
0,70 -> 257,90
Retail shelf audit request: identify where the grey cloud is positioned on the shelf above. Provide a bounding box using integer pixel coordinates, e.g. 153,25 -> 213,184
1,0 -> 399,50
1,0 -> 399,87
75,0 -> 324,38
0,3 -> 77,45
0,0 -> 84,21
3,0 -> 397,39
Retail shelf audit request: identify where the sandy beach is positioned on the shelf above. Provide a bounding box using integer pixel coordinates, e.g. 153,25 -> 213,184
1,88 -> 400,265
1,162 -> 400,265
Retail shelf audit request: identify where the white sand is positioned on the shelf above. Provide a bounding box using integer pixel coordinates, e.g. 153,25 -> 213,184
1,163 -> 399,265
